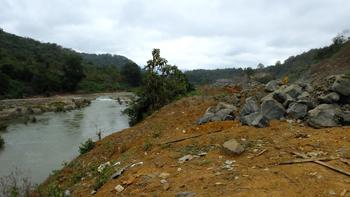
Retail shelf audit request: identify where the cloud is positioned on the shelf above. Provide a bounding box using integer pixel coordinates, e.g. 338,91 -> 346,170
1,0 -> 349,70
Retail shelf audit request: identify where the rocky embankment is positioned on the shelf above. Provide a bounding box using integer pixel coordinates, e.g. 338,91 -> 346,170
197,74 -> 350,129
0,92 -> 134,129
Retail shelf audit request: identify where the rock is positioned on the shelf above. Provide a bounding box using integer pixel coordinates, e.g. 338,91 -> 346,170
318,92 -> 340,104
297,92 -> 311,100
298,82 -> 314,93
176,192 -> 196,197
265,80 -> 279,92
90,190 -> 97,195
283,84 -> 303,98
196,113 -> 215,125
286,102 -> 308,119
240,112 -> 269,128
159,172 -> 170,179
115,184 -> 124,193
178,155 -> 195,163
261,99 -> 286,120
331,74 -> 350,96
307,104 -> 341,128
240,97 -> 259,116
339,111 -> 350,125
64,190 -> 71,197
197,102 -> 236,124
97,161 -> 111,173
222,139 -> 245,155
272,91 -> 287,104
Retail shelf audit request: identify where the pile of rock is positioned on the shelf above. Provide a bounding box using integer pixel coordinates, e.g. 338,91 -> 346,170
197,74 -> 350,129
197,102 -> 237,125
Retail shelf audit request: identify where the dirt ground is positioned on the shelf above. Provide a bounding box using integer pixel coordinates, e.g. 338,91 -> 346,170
40,95 -> 350,197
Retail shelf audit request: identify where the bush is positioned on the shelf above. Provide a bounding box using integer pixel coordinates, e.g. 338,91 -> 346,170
0,136 -> 4,149
79,138 -> 95,155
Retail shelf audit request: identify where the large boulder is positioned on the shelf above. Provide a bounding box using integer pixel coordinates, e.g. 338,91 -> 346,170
307,104 -> 341,128
283,84 -> 303,99
286,102 -> 308,119
265,80 -> 279,92
240,112 -> 269,128
331,75 -> 350,96
261,99 -> 286,120
240,97 -> 259,116
197,102 -> 237,125
318,92 -> 340,104
339,111 -> 350,125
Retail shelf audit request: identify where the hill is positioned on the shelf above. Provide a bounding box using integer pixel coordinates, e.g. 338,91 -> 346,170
186,35 -> 350,85
0,29 -> 141,99
80,53 -> 132,69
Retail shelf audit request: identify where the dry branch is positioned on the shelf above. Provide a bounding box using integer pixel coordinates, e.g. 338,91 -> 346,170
292,152 -> 350,177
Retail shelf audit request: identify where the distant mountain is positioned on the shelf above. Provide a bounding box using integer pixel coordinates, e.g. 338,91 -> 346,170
0,29 -> 141,99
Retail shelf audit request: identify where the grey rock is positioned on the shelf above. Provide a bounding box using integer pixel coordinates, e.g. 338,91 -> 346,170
240,112 -> 269,128
261,99 -> 286,120
222,139 -> 245,155
286,102 -> 308,119
318,92 -> 340,104
331,75 -> 350,96
196,113 -> 215,125
283,84 -> 303,98
176,192 -> 196,197
178,155 -> 195,163
283,94 -> 296,108
297,92 -> 311,100
307,104 -> 341,128
197,102 -> 237,125
273,91 -> 287,104
339,111 -> 350,125
265,80 -> 279,92
240,97 -> 259,116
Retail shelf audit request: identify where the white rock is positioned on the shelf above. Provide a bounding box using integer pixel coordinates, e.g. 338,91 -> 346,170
115,185 -> 124,193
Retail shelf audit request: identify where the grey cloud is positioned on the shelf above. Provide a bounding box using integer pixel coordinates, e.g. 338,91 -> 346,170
0,0 -> 349,70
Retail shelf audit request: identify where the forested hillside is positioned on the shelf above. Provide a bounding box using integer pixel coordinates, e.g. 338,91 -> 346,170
186,33 -> 350,85
0,29 -> 141,99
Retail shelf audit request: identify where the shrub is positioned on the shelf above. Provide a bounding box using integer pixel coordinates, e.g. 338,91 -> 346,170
79,138 -> 95,155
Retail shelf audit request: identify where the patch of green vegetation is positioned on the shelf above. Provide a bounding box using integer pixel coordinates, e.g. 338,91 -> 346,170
79,138 -> 95,155
198,159 -> 212,166
143,140 -> 153,151
177,144 -> 214,155
47,182 -> 64,197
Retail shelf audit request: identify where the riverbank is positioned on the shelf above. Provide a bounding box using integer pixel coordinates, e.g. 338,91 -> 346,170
0,92 -> 134,130
36,93 -> 350,196
0,94 -> 131,185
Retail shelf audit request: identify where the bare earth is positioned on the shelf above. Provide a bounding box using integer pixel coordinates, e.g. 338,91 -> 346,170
40,96 -> 350,197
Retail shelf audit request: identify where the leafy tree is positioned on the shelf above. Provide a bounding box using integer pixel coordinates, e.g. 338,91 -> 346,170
62,54 -> 85,91
121,62 -> 142,87
124,49 -> 193,125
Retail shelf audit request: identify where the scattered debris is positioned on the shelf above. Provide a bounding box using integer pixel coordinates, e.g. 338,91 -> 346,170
115,184 -> 124,193
97,161 -> 111,173
175,191 -> 196,197
159,172 -> 170,179
178,155 -> 196,163
292,152 -> 350,176
279,156 -> 338,165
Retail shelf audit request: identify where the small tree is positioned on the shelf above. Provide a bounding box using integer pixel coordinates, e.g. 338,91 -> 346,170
124,49 -> 193,125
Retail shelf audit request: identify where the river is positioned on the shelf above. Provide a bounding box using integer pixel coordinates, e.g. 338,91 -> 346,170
0,96 -> 130,184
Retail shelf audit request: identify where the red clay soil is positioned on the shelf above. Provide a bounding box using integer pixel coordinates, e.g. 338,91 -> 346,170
39,96 -> 350,197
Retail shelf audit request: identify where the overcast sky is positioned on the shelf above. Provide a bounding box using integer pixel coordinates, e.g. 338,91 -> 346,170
1,0 -> 349,70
